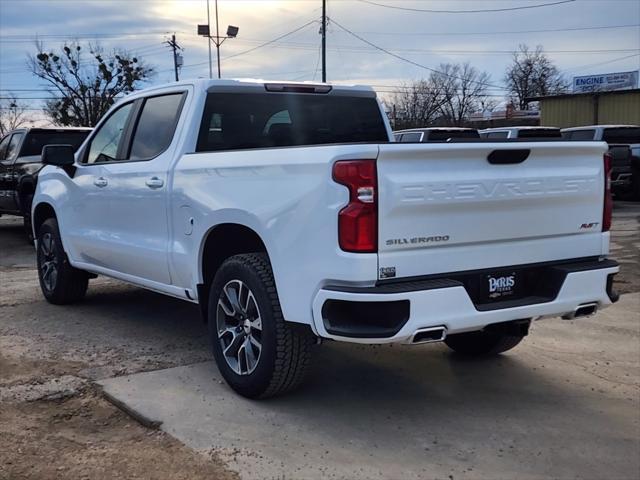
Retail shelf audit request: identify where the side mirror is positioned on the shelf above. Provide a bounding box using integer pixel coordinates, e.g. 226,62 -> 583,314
41,144 -> 75,167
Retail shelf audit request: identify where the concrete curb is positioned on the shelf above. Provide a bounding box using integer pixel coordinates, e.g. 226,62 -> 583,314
101,387 -> 163,430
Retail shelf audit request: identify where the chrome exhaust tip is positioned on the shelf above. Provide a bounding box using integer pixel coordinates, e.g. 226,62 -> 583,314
562,302 -> 598,320
411,326 -> 447,344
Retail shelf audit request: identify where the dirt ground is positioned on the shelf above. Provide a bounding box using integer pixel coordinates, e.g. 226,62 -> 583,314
0,201 -> 638,479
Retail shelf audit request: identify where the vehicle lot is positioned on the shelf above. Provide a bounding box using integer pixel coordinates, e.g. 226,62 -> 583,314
1,202 -> 639,479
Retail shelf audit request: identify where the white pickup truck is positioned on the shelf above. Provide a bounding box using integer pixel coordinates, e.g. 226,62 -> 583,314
33,79 -> 619,398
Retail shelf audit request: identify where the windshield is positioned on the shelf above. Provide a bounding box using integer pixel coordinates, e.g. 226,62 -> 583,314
603,127 -> 640,144
197,92 -> 388,152
20,130 -> 90,158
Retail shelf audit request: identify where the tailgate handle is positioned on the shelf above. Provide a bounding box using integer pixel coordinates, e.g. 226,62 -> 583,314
487,149 -> 530,165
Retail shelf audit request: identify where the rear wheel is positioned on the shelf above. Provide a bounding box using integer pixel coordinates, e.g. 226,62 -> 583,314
444,329 -> 525,356
208,253 -> 315,398
36,218 -> 88,305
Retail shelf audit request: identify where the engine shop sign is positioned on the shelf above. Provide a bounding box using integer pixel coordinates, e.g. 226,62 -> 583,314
573,71 -> 639,93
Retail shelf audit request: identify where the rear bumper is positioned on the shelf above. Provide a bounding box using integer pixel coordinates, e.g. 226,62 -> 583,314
312,258 -> 619,344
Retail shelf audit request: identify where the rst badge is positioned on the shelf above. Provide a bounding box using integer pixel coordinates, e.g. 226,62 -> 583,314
486,272 -> 517,299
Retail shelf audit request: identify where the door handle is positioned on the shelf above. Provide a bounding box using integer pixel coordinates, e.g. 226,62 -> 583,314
145,176 -> 164,189
93,177 -> 108,188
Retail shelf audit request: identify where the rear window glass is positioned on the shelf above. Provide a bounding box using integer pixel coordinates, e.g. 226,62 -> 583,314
20,130 -> 90,158
426,130 -> 480,141
518,129 -> 561,138
486,131 -> 509,139
197,92 -> 388,152
399,132 -> 422,142
562,130 -> 595,140
602,128 -> 640,144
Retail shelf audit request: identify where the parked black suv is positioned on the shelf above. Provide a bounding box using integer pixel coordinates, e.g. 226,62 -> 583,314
0,127 -> 91,242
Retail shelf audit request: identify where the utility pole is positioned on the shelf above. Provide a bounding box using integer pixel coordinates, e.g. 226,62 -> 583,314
321,0 -> 327,82
165,34 -> 183,82
207,0 -> 213,79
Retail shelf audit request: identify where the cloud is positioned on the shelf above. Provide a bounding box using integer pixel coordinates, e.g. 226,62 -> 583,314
1,0 -> 638,113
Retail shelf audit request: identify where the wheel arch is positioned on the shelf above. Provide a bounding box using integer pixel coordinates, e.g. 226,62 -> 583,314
197,223 -> 270,322
32,202 -> 57,237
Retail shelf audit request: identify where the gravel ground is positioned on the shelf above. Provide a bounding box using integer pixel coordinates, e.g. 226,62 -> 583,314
0,201 -> 638,479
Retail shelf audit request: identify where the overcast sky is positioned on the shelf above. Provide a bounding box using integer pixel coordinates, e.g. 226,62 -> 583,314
1,0 -> 639,119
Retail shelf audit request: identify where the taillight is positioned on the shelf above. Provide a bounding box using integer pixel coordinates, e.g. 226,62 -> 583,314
332,160 -> 377,253
603,153 -> 613,232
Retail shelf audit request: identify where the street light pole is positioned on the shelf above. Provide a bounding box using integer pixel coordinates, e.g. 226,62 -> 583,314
207,0 -> 213,79
215,0 -> 221,78
321,0 -> 327,82
198,1 -> 238,79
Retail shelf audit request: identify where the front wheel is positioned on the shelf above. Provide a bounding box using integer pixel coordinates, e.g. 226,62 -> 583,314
36,218 -> 88,305
444,329 -> 525,356
23,215 -> 34,245
208,253 -> 315,399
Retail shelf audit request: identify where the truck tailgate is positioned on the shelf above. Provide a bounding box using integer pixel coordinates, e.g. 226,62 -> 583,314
377,141 -> 608,280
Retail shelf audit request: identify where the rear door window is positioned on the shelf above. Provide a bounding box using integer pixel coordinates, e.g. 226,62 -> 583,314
197,92 -> 388,152
129,93 -> 185,160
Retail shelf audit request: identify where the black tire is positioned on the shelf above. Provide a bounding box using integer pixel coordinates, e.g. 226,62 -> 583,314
444,329 -> 524,356
632,168 -> 640,201
36,218 -> 88,305
208,253 -> 315,399
23,215 -> 34,245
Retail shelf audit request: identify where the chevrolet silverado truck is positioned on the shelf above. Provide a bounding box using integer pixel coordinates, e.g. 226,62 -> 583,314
32,79 -> 619,398
0,127 -> 91,242
562,125 -> 640,198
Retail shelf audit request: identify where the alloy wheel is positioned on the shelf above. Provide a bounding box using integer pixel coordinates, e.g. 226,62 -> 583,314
216,279 -> 263,375
39,232 -> 58,292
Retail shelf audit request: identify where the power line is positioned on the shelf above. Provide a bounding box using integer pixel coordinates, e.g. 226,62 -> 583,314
160,19 -> 319,73
196,39 -> 640,55
223,19 -> 319,61
352,23 -> 640,37
330,18 -> 506,91
357,0 -> 576,14
564,53 -> 640,73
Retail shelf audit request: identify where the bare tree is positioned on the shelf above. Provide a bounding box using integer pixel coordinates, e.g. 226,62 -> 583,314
0,94 -> 33,135
431,62 -> 493,126
28,42 -> 154,127
504,44 -> 568,110
390,79 -> 446,129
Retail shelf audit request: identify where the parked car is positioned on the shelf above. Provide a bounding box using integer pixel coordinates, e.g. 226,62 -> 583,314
479,126 -> 562,139
0,127 -> 91,241
32,79 -> 619,398
393,127 -> 480,142
562,125 -> 640,198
